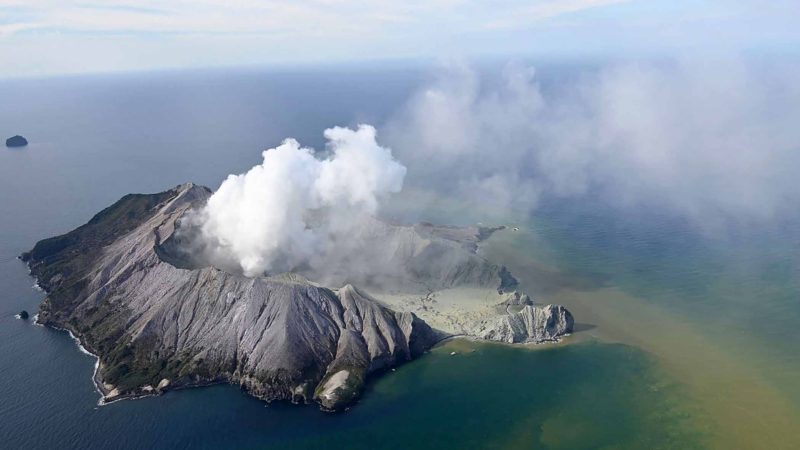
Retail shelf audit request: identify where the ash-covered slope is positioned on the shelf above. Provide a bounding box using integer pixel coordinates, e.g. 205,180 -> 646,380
159,205 -> 518,295
22,183 -> 438,410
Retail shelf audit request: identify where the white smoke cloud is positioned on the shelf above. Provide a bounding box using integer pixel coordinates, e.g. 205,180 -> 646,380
193,124 -> 406,276
383,57 -> 800,228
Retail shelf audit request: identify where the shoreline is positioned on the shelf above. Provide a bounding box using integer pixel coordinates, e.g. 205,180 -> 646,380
42,308 -> 572,408
50,319 -> 181,406
24,253 -> 572,411
42,319 -> 114,406
27,272 -> 153,406
432,333 -> 571,348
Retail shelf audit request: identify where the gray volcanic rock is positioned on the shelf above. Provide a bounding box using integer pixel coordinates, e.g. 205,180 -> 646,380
22,183 -> 438,410
467,304 -> 574,344
500,291 -> 533,308
6,135 -> 27,147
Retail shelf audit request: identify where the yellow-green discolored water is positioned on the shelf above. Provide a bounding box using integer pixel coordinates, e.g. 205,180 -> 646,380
481,219 -> 800,449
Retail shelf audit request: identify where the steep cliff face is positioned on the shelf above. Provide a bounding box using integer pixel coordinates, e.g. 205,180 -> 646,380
23,183 -> 438,410
467,305 -> 574,344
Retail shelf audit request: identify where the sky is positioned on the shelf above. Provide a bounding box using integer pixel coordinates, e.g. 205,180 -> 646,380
1,0 -> 799,78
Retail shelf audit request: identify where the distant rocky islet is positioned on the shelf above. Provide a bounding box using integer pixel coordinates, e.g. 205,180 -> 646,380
6,135 -> 28,147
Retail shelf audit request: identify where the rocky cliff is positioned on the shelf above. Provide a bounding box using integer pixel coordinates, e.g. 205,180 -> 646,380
467,304 -> 574,343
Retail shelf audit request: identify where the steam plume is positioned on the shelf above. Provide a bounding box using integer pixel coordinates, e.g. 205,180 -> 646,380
193,124 -> 405,276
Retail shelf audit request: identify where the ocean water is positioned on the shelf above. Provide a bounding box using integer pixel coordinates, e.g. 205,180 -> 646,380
0,65 -> 796,449
481,200 -> 800,449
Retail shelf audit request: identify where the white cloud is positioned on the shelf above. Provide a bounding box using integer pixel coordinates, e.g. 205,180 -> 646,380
0,0 -> 640,38
484,0 -> 631,29
0,1 -> 448,36
1,1 -> 798,78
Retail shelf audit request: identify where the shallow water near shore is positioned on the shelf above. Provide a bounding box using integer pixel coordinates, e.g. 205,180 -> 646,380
1,67 -> 798,449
